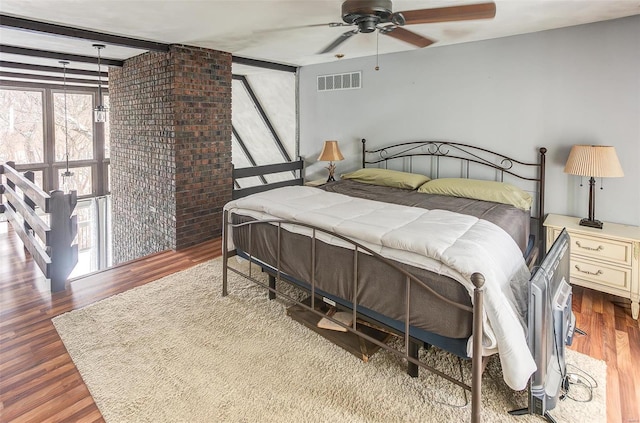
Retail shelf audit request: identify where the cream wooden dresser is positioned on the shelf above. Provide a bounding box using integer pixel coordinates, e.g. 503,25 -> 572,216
544,214 -> 640,320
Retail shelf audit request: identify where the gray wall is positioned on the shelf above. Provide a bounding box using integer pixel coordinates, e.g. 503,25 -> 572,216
299,15 -> 639,226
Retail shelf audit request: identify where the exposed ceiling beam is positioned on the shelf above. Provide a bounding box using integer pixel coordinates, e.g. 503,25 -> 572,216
0,14 -> 170,52
232,56 -> 297,73
0,70 -> 105,86
0,45 -> 124,66
0,60 -> 108,77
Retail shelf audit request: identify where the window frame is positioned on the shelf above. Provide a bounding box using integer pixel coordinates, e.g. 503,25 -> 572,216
0,85 -> 47,168
1,81 -> 109,199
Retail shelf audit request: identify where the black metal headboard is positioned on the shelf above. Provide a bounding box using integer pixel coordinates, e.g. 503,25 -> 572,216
361,138 -> 547,245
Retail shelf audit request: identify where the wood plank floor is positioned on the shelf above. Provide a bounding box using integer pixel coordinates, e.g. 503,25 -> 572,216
0,223 -> 221,422
1,221 -> 638,422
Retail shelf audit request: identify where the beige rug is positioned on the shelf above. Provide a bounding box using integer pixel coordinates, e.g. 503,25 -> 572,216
53,258 -> 606,423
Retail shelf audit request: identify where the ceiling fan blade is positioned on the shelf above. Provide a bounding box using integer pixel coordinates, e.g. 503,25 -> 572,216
319,29 -> 359,54
381,27 -> 435,48
399,2 -> 496,25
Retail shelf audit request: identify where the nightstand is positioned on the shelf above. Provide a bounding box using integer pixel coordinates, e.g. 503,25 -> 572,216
544,214 -> 640,319
304,179 -> 327,187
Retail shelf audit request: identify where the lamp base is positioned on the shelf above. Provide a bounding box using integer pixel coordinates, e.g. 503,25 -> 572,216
579,218 -> 603,229
325,161 -> 337,183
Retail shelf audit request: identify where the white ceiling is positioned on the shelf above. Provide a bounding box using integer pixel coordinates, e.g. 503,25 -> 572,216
1,0 -> 639,73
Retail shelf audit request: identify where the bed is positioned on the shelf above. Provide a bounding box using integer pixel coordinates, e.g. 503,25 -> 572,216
222,139 -> 547,423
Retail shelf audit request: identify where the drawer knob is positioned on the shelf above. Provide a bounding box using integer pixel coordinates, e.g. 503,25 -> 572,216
575,265 -> 603,276
575,241 -> 604,252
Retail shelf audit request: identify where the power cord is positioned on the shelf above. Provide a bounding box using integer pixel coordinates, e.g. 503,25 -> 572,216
561,363 -> 598,402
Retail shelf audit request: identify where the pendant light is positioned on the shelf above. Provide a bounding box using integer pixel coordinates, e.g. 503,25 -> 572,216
59,60 -> 74,192
93,44 -> 107,123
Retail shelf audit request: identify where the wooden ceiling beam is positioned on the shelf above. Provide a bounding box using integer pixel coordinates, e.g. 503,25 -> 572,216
0,60 -> 108,77
0,45 -> 124,67
0,14 -> 170,52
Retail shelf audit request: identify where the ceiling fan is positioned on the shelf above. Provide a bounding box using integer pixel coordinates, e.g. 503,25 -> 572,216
317,0 -> 497,54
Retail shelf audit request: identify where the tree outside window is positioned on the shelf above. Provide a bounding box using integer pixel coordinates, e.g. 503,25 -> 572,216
0,89 -> 44,164
53,92 -> 93,162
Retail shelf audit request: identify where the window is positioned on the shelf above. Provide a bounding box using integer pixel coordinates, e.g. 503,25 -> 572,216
69,196 -> 112,278
2,81 -> 111,278
106,163 -> 111,193
0,83 -> 109,199
231,69 -> 297,189
103,94 -> 110,159
0,88 -> 44,164
54,91 -> 94,161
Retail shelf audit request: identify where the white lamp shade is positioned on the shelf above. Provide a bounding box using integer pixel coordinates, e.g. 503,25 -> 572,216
317,140 -> 344,162
563,145 -> 624,178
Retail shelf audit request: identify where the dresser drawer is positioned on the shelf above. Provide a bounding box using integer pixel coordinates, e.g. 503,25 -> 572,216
544,214 -> 640,320
571,256 -> 631,291
569,232 -> 632,266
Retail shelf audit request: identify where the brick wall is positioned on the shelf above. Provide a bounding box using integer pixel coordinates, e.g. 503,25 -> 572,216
110,45 -> 232,264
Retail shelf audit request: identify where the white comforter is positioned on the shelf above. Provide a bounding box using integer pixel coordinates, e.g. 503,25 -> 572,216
224,186 -> 536,390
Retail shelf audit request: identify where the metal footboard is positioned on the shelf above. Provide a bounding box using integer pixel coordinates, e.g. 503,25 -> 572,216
222,209 -> 487,423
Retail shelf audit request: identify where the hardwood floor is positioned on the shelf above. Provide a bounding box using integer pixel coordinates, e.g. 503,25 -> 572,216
569,287 -> 640,423
0,221 -> 638,422
0,223 -> 221,422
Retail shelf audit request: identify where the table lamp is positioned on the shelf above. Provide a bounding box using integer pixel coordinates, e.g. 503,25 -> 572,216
563,145 -> 624,229
317,140 -> 344,182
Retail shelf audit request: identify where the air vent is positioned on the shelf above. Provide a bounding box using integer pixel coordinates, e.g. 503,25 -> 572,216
317,71 -> 361,92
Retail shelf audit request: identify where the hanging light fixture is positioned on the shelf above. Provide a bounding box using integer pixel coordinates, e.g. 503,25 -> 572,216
59,60 -> 74,192
93,44 -> 107,123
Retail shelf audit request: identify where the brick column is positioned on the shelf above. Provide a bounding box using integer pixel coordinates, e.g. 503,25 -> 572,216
110,45 -> 232,264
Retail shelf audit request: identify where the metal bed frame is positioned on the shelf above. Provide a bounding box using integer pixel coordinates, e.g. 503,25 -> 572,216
222,139 -> 547,423
361,138 -> 547,247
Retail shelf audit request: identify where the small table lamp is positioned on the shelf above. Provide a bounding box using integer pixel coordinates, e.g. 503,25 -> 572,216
318,140 -> 344,182
564,145 -> 624,229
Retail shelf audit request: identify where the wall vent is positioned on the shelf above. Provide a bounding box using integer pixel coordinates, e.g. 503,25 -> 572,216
317,71 -> 361,92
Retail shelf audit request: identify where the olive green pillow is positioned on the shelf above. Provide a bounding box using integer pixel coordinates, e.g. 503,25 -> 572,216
341,168 -> 430,190
417,178 -> 533,210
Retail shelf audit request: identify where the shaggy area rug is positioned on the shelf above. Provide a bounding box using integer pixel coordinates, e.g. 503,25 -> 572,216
53,258 -> 606,422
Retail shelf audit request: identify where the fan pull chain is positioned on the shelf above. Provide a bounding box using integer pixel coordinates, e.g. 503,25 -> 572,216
375,31 -> 380,71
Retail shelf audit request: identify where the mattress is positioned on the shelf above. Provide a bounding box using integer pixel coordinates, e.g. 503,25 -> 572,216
229,181 -> 532,341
